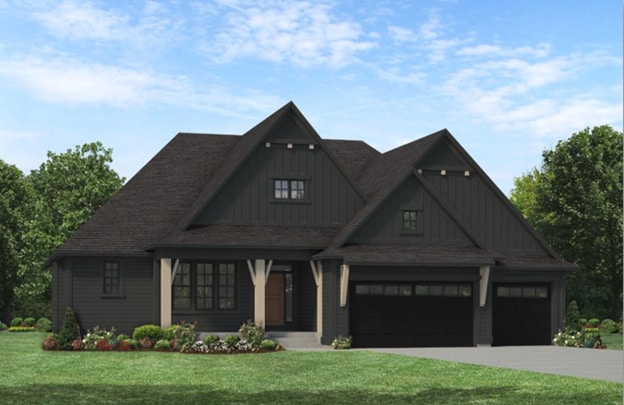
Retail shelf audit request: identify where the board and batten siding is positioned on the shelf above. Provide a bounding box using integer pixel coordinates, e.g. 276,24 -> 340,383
70,257 -> 155,334
194,144 -> 364,227
350,176 -> 472,244
424,172 -> 549,254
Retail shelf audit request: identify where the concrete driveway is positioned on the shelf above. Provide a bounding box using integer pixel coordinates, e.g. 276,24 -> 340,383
365,346 -> 623,383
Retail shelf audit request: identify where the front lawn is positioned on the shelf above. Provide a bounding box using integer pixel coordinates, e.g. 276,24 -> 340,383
602,333 -> 623,351
0,333 -> 621,405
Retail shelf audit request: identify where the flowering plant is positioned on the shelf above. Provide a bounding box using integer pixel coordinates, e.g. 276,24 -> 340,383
331,335 -> 352,350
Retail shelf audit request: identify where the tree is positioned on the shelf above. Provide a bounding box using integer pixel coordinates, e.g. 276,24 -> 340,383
16,142 -> 125,317
510,125 -> 623,319
0,160 -> 30,324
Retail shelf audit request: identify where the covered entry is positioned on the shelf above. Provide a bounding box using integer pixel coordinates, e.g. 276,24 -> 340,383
349,282 -> 474,348
492,283 -> 551,346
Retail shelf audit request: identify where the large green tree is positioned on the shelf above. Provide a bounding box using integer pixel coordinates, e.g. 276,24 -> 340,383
16,142 -> 125,317
510,125 -> 623,319
0,160 -> 30,324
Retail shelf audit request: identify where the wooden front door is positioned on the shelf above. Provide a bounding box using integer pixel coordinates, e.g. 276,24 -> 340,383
266,273 -> 285,326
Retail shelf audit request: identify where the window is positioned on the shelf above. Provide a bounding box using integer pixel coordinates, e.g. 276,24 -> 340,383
218,263 -> 236,309
402,210 -> 418,231
496,285 -> 548,299
173,262 -> 191,310
274,179 -> 305,200
172,262 -> 237,311
196,263 -> 213,310
103,262 -> 121,294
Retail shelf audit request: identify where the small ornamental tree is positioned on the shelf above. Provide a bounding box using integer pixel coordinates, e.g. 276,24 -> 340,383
58,307 -> 81,350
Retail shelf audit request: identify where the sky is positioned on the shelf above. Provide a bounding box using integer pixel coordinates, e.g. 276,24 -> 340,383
0,1 -> 621,195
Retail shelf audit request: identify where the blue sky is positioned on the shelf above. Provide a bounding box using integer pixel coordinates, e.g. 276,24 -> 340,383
0,1 -> 621,195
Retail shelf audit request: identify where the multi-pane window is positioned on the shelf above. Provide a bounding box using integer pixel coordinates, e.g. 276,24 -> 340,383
103,262 -> 120,294
218,263 -> 236,309
196,263 -> 213,310
172,262 -> 236,311
173,263 -> 191,310
274,179 -> 305,200
402,210 -> 418,231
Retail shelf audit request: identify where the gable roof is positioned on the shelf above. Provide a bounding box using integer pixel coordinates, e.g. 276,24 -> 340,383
177,101 -> 368,230
48,102 -> 575,272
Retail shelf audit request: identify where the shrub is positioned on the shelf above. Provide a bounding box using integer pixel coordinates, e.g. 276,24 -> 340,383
239,320 -> 265,349
132,324 -> 163,343
139,336 -> 154,349
154,339 -> 172,351
588,318 -> 600,327
563,301 -> 582,332
35,318 -> 52,332
260,339 -> 279,351
203,334 -> 220,345
223,334 -> 240,349
58,307 -> 81,351
8,326 -> 36,332
125,339 -> 139,349
23,317 -> 36,327
0,322 -> 7,331
600,319 -> 619,334
191,341 -> 208,353
71,338 -> 83,350
10,317 -> 23,327
331,335 -> 352,350
553,331 -> 581,347
42,334 -> 59,351
96,339 -> 113,351
167,321 -> 197,352
82,326 -> 117,351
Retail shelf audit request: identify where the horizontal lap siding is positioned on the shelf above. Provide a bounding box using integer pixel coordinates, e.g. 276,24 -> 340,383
71,257 -> 154,335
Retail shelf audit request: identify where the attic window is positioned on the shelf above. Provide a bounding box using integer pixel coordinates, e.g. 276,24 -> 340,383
402,210 -> 418,232
274,179 -> 305,200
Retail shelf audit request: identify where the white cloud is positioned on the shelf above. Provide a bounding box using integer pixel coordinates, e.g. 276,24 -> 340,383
208,1 -> 376,67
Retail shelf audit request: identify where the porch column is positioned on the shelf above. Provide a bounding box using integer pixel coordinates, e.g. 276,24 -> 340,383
160,258 -> 172,328
340,264 -> 350,307
310,260 -> 323,337
479,266 -> 491,307
247,259 -> 272,326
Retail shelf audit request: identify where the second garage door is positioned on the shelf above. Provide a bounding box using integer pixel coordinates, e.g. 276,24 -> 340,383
350,282 -> 474,348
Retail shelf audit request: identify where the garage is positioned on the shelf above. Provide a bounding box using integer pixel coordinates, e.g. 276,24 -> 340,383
492,283 -> 550,346
349,282 -> 474,348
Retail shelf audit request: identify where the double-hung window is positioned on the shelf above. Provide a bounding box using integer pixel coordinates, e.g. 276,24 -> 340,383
103,261 -> 121,295
402,210 -> 418,232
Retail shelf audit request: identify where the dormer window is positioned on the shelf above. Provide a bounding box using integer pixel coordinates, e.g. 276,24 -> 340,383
274,179 -> 305,200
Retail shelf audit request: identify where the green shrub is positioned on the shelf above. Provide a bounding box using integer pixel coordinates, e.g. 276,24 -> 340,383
0,322 -> 7,331
10,317 -> 23,327
42,333 -> 59,350
260,339 -> 279,351
166,321 -> 197,352
35,317 -> 52,332
563,301 -> 582,332
9,326 -> 36,332
58,307 -> 81,351
82,326 -> 117,351
239,320 -> 265,348
23,317 -> 36,326
132,324 -> 163,343
331,335 -> 352,350
588,318 -> 600,327
154,339 -> 172,351
162,325 -> 176,341
600,319 -> 619,334
203,334 -> 220,345
125,339 -> 139,349
223,334 -> 240,348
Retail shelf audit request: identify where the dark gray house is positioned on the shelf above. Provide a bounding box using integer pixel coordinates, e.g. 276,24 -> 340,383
49,102 -> 575,347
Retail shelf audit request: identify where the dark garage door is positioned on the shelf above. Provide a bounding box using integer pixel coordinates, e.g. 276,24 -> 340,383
350,283 -> 474,348
492,284 -> 550,346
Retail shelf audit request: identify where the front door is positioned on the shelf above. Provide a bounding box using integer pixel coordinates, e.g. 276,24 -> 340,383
266,273 -> 285,326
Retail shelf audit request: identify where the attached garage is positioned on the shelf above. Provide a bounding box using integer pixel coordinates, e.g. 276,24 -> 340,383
492,283 -> 551,346
349,282 -> 474,348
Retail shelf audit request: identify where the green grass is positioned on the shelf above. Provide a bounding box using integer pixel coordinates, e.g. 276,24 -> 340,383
0,333 -> 621,405
602,332 -> 623,350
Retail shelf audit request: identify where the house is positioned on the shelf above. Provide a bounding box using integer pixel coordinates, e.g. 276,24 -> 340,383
48,102 -> 576,347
